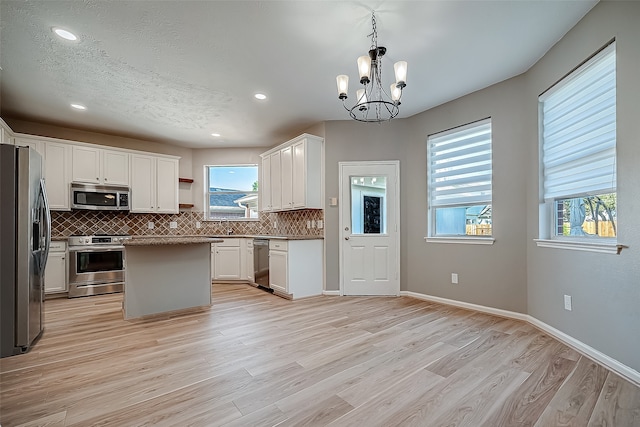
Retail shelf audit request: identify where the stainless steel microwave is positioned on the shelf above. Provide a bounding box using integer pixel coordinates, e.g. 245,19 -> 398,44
70,183 -> 130,211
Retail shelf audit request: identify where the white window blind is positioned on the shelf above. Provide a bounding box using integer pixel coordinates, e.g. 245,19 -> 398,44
428,119 -> 492,207
541,42 -> 616,200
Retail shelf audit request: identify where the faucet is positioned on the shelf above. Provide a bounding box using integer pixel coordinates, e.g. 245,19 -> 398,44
224,218 -> 233,235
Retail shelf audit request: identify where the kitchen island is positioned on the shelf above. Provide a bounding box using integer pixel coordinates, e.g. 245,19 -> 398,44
122,236 -> 222,320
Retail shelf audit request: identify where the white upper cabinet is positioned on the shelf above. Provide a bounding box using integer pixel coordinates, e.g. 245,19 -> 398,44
261,155 -> 272,212
281,145 -> 293,209
1,119 -> 14,145
260,134 -> 323,212
130,154 -> 178,213
72,146 -> 129,186
103,150 -> 130,185
44,142 -> 72,210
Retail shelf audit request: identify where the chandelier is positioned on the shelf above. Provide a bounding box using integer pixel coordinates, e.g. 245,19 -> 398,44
336,11 -> 407,123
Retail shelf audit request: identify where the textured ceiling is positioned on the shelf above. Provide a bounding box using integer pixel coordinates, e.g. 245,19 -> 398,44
0,1 -> 597,148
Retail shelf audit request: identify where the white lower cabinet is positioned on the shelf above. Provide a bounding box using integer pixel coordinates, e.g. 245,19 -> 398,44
269,239 -> 323,299
211,239 -> 242,280
45,241 -> 67,294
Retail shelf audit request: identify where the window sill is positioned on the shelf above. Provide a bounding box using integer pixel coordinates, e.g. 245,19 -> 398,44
424,236 -> 495,245
534,239 -> 626,255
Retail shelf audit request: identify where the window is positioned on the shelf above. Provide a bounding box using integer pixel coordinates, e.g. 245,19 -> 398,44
428,118 -> 492,237
206,165 -> 259,220
540,42 -> 616,241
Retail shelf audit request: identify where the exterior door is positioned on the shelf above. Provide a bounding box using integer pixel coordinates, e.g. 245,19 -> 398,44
339,161 -> 400,296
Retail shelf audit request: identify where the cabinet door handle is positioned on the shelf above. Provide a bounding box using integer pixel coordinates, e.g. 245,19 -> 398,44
345,237 -> 350,240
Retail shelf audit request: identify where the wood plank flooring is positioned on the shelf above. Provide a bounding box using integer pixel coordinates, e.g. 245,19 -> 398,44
1,283 -> 639,426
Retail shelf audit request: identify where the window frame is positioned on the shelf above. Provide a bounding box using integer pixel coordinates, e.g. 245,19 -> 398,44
426,118 -> 494,244
537,41 -> 618,252
204,164 -> 259,221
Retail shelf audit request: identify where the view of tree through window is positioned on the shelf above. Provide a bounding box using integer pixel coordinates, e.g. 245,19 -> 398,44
206,165 -> 258,220
556,193 -> 616,237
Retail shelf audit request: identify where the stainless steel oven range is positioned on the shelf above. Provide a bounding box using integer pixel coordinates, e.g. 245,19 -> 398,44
68,234 -> 131,298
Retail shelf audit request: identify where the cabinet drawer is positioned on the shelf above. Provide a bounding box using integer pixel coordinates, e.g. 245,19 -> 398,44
269,240 -> 288,251
216,239 -> 240,247
49,241 -> 67,252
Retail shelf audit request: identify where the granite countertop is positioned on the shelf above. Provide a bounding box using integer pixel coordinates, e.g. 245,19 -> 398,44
124,236 -> 223,246
209,234 -> 324,240
51,234 -> 323,242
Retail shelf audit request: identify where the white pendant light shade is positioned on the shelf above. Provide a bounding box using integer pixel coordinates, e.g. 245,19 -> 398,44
336,75 -> 349,99
394,61 -> 408,86
390,84 -> 401,102
356,88 -> 367,105
357,55 -> 371,83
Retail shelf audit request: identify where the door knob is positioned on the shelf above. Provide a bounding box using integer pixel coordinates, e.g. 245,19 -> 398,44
345,237 -> 350,240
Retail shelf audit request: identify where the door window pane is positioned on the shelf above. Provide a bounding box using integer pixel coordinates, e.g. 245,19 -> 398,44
351,175 -> 386,235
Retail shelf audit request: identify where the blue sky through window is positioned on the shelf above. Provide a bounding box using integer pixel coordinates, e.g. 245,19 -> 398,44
209,166 -> 258,191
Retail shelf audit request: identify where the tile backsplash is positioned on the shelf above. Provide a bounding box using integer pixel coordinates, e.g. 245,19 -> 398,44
51,209 -> 324,237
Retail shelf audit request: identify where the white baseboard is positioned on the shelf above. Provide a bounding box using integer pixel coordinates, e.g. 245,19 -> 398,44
401,290 -> 640,387
401,291 -> 529,321
323,290 -> 340,296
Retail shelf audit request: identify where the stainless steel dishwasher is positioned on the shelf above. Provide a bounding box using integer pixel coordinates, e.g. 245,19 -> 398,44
253,238 -> 270,288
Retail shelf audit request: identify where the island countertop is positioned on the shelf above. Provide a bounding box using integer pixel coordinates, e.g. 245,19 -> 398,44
124,236 -> 223,246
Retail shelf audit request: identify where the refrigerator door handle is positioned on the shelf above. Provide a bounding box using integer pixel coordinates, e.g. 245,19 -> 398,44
39,179 -> 52,274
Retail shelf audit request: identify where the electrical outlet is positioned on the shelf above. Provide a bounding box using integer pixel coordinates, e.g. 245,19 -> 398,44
311,220 -> 316,228
148,222 -> 154,230
307,220 -> 311,229
451,273 -> 459,284
317,220 -> 323,229
169,221 -> 178,229
196,221 -> 201,229
273,221 -> 277,229
564,295 -> 572,311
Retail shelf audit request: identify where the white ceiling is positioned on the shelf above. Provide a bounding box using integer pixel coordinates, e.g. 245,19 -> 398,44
0,1 -> 597,149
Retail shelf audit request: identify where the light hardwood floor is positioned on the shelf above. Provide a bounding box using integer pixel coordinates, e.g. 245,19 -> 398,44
1,283 -> 639,426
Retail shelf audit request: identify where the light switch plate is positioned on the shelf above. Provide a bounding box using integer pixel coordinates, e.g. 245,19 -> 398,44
169,221 -> 178,229
148,222 -> 154,230
317,220 -> 323,229
196,221 -> 201,229
307,220 -> 311,229
564,295 -> 572,311
451,273 -> 458,284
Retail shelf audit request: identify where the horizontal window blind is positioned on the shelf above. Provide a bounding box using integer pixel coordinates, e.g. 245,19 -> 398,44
541,43 -> 616,200
429,119 -> 492,207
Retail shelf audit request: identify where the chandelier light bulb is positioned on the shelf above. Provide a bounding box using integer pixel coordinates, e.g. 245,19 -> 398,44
390,83 -> 402,102
336,75 -> 349,99
394,61 -> 408,87
357,55 -> 371,84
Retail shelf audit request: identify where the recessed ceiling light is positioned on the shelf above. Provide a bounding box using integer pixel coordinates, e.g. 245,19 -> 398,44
52,27 -> 78,41
70,103 -> 86,110
211,133 -> 221,137
254,93 -> 267,100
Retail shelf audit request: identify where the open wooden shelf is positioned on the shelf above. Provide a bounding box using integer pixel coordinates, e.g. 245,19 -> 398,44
178,178 -> 194,183
178,203 -> 194,209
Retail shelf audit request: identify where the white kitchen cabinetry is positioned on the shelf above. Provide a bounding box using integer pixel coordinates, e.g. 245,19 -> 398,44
45,241 -> 67,294
261,155 -> 272,212
261,151 -> 282,212
211,239 -> 242,280
280,145 -> 293,209
72,146 -> 129,186
269,239 -> 323,299
44,142 -> 72,210
1,119 -> 14,145
130,154 -> 178,213
244,239 -> 255,282
260,134 -> 323,212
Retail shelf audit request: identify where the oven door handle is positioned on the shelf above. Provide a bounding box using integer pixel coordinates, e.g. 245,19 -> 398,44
68,246 -> 125,252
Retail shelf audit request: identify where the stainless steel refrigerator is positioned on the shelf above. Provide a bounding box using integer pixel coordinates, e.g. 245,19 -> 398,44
1,144 -> 51,357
